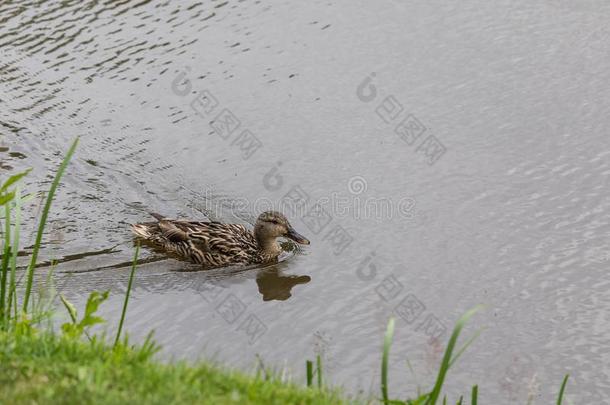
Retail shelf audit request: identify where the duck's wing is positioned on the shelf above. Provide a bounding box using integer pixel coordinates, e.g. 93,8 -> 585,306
170,221 -> 257,255
157,219 -> 190,242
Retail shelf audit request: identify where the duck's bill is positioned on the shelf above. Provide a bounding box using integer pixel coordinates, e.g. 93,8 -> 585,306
286,228 -> 310,245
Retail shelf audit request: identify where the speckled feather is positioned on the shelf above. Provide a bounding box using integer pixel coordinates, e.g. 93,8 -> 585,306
131,216 -> 269,267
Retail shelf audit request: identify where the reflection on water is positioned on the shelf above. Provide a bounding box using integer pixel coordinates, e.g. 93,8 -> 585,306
256,267 -> 311,301
3,0 -> 610,402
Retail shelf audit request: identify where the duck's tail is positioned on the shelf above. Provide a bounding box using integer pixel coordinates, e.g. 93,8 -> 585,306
130,212 -> 166,239
131,223 -> 154,239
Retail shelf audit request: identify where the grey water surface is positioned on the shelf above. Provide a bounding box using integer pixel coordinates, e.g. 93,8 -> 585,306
1,0 -> 610,403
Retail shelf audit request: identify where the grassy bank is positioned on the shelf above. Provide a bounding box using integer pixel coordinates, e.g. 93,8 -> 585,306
0,139 -> 570,404
0,330 -> 345,405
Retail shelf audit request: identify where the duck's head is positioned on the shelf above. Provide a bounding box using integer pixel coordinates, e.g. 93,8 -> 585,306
254,211 -> 310,247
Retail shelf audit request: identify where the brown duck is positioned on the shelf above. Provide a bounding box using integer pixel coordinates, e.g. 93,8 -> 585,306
131,211 -> 310,268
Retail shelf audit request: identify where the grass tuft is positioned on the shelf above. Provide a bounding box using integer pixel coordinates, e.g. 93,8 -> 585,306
425,306 -> 483,405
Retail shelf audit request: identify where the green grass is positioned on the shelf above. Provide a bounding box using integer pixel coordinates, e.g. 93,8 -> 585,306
0,330 -> 346,405
557,374 -> 569,405
0,138 -> 572,405
381,317 -> 394,404
378,311 -> 483,405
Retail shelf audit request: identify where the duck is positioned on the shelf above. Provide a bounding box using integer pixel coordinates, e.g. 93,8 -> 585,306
131,211 -> 310,268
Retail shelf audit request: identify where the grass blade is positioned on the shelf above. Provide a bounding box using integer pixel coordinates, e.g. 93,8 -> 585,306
0,169 -> 31,193
449,328 -> 483,368
7,188 -> 21,322
306,360 -> 313,387
425,306 -> 483,405
114,243 -> 139,347
557,374 -> 569,405
23,137 -> 78,313
382,317 -> 395,404
59,293 -> 78,324
0,191 -> 15,206
471,385 -> 477,405
0,202 -> 11,321
316,354 -> 323,388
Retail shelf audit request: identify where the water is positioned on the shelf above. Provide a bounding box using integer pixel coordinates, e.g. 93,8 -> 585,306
2,0 -> 610,402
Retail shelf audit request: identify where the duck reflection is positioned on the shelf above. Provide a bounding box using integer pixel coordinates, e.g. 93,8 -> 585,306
255,267 -> 311,301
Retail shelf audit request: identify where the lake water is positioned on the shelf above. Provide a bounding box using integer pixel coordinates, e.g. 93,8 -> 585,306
2,0 -> 610,402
